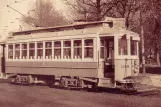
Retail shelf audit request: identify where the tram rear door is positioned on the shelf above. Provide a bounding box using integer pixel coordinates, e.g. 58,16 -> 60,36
100,37 -> 114,78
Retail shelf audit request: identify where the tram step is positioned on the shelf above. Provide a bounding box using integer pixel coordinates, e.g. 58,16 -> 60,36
127,88 -> 161,95
98,78 -> 114,88
136,87 -> 160,93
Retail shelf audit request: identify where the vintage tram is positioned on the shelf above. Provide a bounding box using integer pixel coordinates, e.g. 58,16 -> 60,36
0,17 -> 144,92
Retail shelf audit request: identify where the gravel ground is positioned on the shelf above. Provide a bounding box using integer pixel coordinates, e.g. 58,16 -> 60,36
0,80 -> 161,107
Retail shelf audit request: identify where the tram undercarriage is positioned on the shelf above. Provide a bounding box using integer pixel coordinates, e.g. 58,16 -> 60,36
10,74 -> 99,90
8,73 -> 159,95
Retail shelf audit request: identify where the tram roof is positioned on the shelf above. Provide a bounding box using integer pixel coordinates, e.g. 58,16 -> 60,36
5,17 -> 139,42
7,27 -> 139,42
11,20 -> 113,36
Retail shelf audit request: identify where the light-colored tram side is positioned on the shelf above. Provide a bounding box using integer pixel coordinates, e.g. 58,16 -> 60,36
1,17 -> 149,92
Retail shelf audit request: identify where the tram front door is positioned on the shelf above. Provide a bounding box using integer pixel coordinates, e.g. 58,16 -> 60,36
102,37 -> 114,78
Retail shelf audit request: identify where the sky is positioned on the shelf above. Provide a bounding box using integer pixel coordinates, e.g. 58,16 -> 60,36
0,0 -> 68,40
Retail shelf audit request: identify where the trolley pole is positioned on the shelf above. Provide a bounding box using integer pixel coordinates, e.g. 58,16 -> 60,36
7,5 -> 26,17
6,5 -> 35,28
140,1 -> 146,74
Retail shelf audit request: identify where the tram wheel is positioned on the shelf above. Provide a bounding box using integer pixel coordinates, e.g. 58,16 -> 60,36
27,75 -> 34,85
60,78 -> 65,88
15,75 -> 20,84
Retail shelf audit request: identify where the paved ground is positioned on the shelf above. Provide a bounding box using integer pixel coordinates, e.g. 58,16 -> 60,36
0,80 -> 161,107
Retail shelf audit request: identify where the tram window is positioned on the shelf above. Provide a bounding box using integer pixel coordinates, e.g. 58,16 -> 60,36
29,43 -> 35,59
85,47 -> 93,58
109,41 -> 114,59
84,39 -> 93,58
8,44 -> 13,59
100,39 -> 104,58
74,40 -> 81,46
15,44 -> 20,49
45,42 -> 52,48
74,40 -> 82,59
22,44 -> 27,59
63,41 -> 71,47
45,42 -> 52,59
54,41 -> 61,59
84,39 -> 93,46
63,41 -> 71,59
54,41 -> 61,47
37,42 -> 43,59
29,43 -> 35,49
118,38 -> 128,55
131,40 -> 137,55
22,44 -> 27,49
15,44 -> 20,59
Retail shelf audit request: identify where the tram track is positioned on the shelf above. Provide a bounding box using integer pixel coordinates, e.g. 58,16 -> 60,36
1,78 -> 160,97
0,81 -> 160,107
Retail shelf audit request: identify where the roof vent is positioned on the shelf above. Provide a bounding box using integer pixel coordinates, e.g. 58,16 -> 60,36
104,17 -> 126,29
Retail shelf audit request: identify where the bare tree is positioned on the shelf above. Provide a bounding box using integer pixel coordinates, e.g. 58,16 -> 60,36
64,0 -> 141,29
64,0 -> 119,21
108,0 -> 140,29
22,0 -> 69,27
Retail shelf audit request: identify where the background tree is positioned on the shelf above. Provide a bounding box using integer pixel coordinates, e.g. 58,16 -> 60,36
143,0 -> 161,66
64,0 -> 119,21
64,0 -> 140,29
108,0 -> 140,29
23,0 -> 69,27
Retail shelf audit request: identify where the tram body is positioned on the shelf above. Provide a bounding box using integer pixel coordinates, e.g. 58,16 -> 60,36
1,17 -> 141,91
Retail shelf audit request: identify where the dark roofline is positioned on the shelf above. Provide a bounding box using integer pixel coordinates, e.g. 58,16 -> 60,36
12,21 -> 113,36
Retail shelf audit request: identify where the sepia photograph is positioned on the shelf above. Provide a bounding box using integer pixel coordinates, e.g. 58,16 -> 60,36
0,0 -> 161,107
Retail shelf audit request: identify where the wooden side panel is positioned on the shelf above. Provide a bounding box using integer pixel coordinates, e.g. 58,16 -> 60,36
6,61 -> 98,68
5,61 -> 98,78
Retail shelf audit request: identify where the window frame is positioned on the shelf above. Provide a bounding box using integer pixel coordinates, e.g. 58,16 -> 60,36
130,39 -> 138,56
100,38 -> 105,59
63,40 -> 72,60
45,41 -> 52,60
118,37 -> 128,56
21,43 -> 28,59
83,38 -> 94,60
29,42 -> 35,60
53,41 -> 61,60
36,42 -> 43,60
14,43 -> 20,60
7,44 -> 14,60
73,39 -> 82,60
